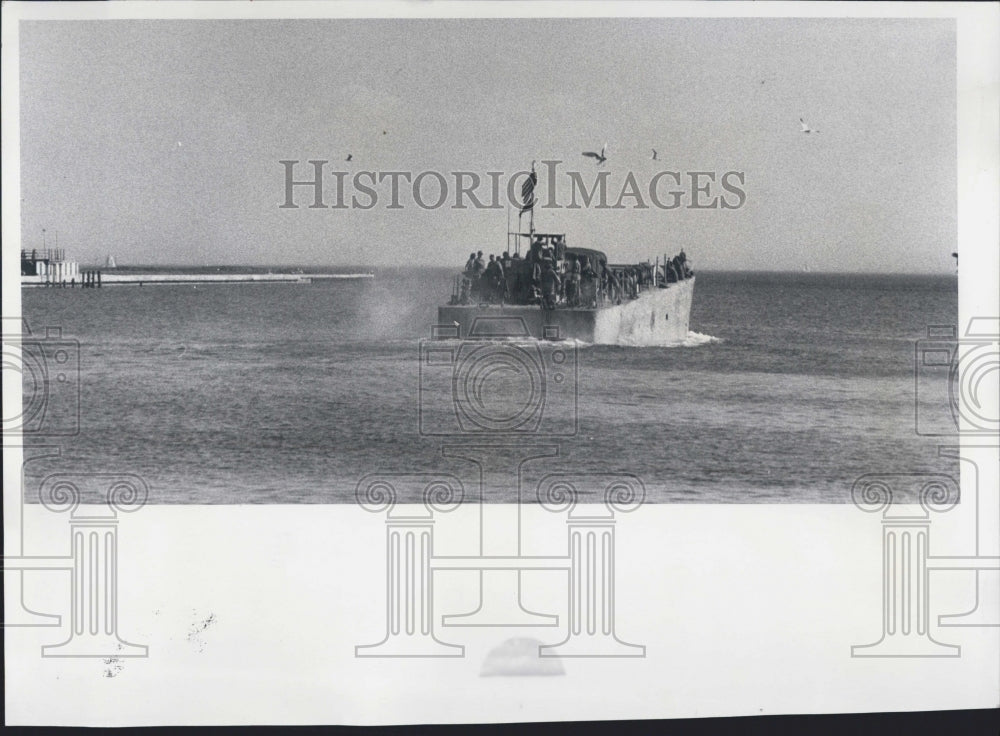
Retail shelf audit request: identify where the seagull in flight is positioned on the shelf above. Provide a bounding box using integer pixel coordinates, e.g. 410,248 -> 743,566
651,148 -> 658,161
345,153 -> 353,162
582,143 -> 607,165
799,117 -> 820,134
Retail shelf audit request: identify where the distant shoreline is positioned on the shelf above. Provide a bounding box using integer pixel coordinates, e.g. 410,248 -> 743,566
21,271 -> 374,287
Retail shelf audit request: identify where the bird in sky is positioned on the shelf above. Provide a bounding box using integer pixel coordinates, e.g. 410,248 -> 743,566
582,143 -> 607,165
799,117 -> 820,134
651,148 -> 658,161
346,154 -> 353,162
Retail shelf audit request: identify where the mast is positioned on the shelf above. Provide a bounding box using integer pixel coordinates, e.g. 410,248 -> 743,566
507,198 -> 513,255
510,161 -> 538,256
528,160 -> 536,237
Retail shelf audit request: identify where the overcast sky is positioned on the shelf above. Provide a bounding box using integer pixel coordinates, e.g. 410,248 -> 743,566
19,18 -> 956,271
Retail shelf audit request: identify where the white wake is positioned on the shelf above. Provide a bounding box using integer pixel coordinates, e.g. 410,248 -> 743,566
616,330 -> 722,348
679,330 -> 723,347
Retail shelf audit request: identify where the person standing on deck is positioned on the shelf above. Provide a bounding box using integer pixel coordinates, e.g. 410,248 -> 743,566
564,255 -> 578,307
605,268 -> 617,304
541,260 -> 561,310
471,251 -> 486,300
461,252 -> 476,304
581,257 -> 597,308
500,251 -> 514,302
484,255 -> 499,303
529,258 -> 543,304
529,237 -> 543,264
598,259 -> 609,305
494,256 -> 507,303
510,251 -> 523,302
542,261 -> 562,309
571,257 -> 583,307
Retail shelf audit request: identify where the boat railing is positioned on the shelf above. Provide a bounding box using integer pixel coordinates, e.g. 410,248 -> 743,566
449,252 -> 692,307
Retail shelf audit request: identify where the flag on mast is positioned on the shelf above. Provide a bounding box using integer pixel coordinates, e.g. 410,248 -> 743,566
519,163 -> 537,213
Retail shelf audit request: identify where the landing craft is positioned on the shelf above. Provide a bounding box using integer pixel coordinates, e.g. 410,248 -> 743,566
437,170 -> 695,345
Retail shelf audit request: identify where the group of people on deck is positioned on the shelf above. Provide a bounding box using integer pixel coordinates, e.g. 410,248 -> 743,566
454,239 -> 692,310
461,250 -> 515,304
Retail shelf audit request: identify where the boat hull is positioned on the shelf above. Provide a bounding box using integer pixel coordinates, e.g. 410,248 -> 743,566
438,276 -> 694,344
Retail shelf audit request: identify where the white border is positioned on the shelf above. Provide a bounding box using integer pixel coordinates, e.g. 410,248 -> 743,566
3,1 -> 998,726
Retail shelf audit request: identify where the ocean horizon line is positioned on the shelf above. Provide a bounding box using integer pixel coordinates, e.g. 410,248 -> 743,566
71,264 -> 958,278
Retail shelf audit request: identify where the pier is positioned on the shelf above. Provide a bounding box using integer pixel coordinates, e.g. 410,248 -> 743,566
20,248 -> 80,286
21,271 -> 375,287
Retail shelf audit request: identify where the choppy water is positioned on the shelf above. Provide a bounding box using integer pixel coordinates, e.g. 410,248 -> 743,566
19,268 -> 957,503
